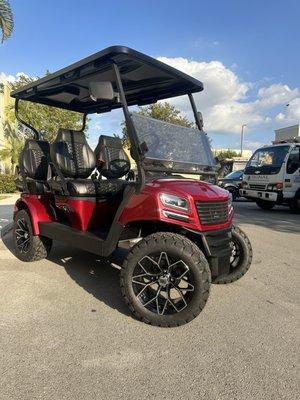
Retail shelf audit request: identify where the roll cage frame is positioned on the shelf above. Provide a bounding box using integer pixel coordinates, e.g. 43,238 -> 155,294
14,72 -> 207,193
12,46 -> 214,194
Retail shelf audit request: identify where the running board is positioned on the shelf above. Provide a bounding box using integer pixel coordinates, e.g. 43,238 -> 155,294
39,222 -> 107,256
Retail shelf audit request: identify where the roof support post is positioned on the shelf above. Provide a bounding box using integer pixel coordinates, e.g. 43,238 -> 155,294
15,99 -> 40,140
112,62 -> 145,191
188,93 -> 203,131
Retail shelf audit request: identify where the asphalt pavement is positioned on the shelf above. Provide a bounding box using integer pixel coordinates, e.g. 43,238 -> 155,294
0,195 -> 299,400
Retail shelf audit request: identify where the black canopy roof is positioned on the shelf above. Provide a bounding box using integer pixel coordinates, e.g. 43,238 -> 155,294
11,46 -> 203,114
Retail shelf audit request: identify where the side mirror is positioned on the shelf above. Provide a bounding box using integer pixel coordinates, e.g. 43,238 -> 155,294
197,111 -> 204,129
89,81 -> 115,101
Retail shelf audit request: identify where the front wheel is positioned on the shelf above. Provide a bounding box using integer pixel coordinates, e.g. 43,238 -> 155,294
213,226 -> 252,284
13,209 -> 52,262
227,187 -> 239,201
120,232 -> 211,327
256,199 -> 275,210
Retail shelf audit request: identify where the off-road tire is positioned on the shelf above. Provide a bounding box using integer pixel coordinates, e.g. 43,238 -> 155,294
288,192 -> 300,214
256,199 -> 275,210
213,226 -> 252,284
120,232 -> 211,327
13,209 -> 52,262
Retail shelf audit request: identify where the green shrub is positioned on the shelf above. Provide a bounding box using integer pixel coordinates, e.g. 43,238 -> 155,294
0,174 -> 17,193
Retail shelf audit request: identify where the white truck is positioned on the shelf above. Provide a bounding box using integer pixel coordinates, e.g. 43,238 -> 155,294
240,124 -> 300,213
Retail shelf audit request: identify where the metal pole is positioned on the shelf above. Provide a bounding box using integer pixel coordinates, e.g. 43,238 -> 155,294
188,93 -> 203,131
112,62 -> 145,191
240,124 -> 246,156
15,99 -> 40,140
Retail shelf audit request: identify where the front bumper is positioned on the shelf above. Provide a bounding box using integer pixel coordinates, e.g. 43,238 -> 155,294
186,227 -> 232,278
240,189 -> 278,202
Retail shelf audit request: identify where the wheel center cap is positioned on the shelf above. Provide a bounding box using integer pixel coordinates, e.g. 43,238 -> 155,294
158,273 -> 170,287
24,232 -> 28,239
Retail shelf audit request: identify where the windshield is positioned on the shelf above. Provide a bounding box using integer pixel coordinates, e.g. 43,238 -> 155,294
224,170 -> 243,180
131,113 -> 215,174
245,146 -> 290,175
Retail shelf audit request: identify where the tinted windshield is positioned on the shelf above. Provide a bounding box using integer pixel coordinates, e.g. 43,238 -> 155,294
225,170 -> 243,179
132,113 -> 215,174
245,146 -> 289,175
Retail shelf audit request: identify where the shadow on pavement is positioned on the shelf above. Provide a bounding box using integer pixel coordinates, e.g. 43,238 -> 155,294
234,202 -> 300,234
1,225 -> 130,317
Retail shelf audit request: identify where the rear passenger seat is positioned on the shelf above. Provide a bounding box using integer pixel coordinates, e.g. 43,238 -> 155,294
16,139 -> 50,194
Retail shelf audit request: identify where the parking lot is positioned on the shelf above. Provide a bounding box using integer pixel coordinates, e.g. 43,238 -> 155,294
0,196 -> 299,400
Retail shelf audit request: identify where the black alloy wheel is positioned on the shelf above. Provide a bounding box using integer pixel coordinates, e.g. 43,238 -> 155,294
15,217 -> 31,254
13,209 -> 52,262
213,226 -> 252,284
121,232 -> 211,327
131,251 -> 195,316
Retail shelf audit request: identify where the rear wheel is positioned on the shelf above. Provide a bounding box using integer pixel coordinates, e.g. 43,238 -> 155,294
120,232 -> 211,327
256,199 -> 275,210
213,226 -> 252,284
13,209 -> 52,262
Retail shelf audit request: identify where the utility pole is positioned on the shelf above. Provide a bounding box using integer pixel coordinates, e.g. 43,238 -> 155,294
240,124 -> 247,156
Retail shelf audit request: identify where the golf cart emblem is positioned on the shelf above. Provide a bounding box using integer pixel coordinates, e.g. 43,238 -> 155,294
255,170 -> 261,174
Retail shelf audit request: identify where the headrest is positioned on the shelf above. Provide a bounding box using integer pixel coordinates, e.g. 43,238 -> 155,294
55,128 -> 88,143
51,129 -> 96,179
19,139 -> 50,180
95,135 -> 130,179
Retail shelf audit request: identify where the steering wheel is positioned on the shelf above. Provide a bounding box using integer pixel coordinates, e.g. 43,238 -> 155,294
109,159 -> 131,178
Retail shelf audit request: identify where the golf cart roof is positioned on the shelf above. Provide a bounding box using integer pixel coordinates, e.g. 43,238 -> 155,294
11,46 -> 203,114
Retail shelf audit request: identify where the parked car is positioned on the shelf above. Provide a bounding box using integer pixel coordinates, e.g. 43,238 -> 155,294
218,170 -> 244,200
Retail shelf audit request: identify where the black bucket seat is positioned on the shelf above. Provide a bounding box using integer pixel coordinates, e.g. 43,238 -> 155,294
16,139 -> 50,194
49,130 -> 130,198
49,129 -> 96,196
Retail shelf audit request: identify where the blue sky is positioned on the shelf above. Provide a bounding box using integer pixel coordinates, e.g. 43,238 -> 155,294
1,0 -> 299,151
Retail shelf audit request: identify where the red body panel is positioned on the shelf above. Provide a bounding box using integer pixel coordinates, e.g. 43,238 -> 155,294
14,194 -> 56,235
54,197 -> 119,231
15,178 -> 233,235
119,179 -> 233,231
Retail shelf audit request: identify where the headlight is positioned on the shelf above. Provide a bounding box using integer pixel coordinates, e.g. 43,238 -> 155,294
160,193 -> 189,212
267,183 -> 283,191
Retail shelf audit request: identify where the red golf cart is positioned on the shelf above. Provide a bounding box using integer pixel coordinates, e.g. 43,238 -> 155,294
11,46 -> 252,327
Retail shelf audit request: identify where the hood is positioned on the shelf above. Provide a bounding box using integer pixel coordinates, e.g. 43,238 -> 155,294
146,178 -> 229,202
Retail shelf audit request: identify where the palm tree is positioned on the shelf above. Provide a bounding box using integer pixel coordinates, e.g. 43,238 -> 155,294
0,0 -> 13,43
0,122 -> 23,173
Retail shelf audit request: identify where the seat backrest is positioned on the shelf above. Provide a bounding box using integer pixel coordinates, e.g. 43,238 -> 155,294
51,129 -> 96,178
19,139 -> 50,180
94,135 -> 130,179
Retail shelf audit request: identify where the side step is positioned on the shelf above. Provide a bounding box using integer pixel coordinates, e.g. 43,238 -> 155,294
39,222 -> 106,256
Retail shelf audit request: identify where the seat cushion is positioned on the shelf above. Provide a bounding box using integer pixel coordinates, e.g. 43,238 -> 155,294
66,179 -> 126,197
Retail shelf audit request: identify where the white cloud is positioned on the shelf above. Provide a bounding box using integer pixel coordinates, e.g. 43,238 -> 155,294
0,71 -> 29,83
0,72 -> 17,83
258,84 -> 299,108
275,97 -> 300,124
156,57 -> 300,135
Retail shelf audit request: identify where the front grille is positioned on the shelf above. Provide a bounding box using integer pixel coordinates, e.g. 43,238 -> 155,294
249,183 -> 266,190
195,200 -> 229,225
